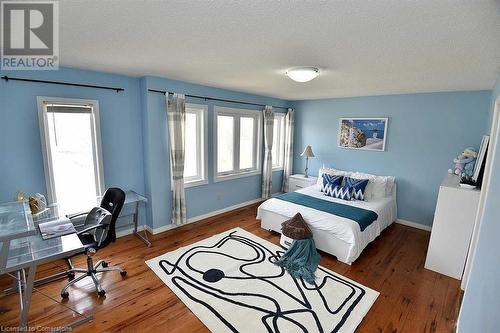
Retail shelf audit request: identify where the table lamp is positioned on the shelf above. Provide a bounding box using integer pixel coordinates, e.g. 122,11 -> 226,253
301,145 -> 315,178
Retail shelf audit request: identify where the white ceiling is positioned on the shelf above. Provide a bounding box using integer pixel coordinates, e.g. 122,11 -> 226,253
59,0 -> 500,100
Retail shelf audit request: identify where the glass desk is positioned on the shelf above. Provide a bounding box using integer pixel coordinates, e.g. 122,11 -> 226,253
0,201 -> 37,270
7,232 -> 83,272
0,201 -> 36,239
115,190 -> 150,247
0,201 -> 91,330
37,190 -> 151,247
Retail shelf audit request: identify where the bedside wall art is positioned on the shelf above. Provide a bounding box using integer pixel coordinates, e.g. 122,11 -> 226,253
338,118 -> 388,151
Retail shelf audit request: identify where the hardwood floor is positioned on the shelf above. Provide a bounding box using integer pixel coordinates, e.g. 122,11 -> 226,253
0,203 -> 461,332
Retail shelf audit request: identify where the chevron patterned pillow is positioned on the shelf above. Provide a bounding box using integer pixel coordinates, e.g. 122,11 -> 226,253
320,174 -> 343,192
345,177 -> 369,201
324,184 -> 352,201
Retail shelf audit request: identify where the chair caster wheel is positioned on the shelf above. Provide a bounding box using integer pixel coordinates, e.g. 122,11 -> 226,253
98,290 -> 106,297
120,270 -> 127,277
101,261 -> 108,268
68,273 -> 75,281
61,292 -> 69,299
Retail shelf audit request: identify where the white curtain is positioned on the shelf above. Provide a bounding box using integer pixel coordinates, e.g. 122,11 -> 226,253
281,108 -> 295,192
261,106 -> 274,198
167,93 -> 187,225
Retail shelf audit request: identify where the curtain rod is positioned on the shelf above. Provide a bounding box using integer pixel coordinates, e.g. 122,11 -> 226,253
148,88 -> 289,110
1,76 -> 124,93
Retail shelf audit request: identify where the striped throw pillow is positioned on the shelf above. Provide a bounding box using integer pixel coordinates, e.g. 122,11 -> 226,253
345,177 -> 369,201
324,185 -> 352,201
321,174 -> 343,192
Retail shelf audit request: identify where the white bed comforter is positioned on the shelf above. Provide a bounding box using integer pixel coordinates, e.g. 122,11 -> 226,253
257,185 -> 397,263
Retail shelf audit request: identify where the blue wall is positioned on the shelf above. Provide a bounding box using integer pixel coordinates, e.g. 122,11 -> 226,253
0,66 -> 493,233
0,68 -> 147,230
0,69 -> 288,230
142,76 -> 287,229
458,74 -> 500,333
2,65 -> 498,329
291,91 -> 491,226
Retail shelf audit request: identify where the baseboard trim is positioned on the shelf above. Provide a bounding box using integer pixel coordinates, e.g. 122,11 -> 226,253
396,219 -> 432,232
145,198 -> 265,235
117,207 -> 431,236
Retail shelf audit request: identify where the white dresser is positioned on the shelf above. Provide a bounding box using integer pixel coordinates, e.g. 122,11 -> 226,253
288,174 -> 318,192
424,174 -> 480,280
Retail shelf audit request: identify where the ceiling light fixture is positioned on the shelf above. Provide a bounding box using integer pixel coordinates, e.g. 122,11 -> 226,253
286,67 -> 320,83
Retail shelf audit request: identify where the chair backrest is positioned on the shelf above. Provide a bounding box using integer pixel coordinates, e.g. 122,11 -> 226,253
83,207 -> 112,246
99,188 -> 126,247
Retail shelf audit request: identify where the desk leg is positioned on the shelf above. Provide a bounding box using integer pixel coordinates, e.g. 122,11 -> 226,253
19,264 -> 36,329
4,270 -> 70,296
12,266 -> 93,331
133,202 -> 151,247
16,271 -> 23,312
0,239 -> 10,270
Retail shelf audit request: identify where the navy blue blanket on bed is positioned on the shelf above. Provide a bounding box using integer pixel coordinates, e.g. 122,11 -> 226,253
274,192 -> 379,231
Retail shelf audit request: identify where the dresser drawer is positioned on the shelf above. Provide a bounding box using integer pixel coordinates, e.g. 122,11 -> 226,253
288,175 -> 318,192
290,182 -> 306,191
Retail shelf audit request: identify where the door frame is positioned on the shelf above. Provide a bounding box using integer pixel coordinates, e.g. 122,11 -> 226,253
461,96 -> 500,290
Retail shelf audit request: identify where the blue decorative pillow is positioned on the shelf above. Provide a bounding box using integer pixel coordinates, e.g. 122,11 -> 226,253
324,185 -> 352,201
345,177 -> 369,200
321,174 -> 343,192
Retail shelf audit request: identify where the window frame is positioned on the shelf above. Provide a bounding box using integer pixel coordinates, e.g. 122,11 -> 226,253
183,103 -> 209,188
37,96 -> 105,211
213,106 -> 262,182
272,112 -> 286,171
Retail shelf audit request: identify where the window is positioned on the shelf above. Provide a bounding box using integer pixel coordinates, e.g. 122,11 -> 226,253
37,97 -> 104,215
214,107 -> 262,181
184,104 -> 208,187
272,113 -> 286,169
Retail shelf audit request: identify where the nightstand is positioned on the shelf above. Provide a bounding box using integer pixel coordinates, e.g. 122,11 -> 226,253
288,174 -> 318,192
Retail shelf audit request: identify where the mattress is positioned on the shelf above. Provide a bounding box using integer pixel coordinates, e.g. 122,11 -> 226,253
257,184 -> 397,263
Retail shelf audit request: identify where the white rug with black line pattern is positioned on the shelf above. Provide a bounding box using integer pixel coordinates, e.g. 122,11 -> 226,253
146,227 -> 378,333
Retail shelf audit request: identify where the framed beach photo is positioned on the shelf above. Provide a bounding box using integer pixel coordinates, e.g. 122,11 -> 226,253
338,118 -> 388,151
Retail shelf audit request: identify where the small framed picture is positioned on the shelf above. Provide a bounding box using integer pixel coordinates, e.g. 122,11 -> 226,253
338,118 -> 388,151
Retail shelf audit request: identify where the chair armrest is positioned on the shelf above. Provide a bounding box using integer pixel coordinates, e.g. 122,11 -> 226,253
76,223 -> 104,235
67,211 -> 89,220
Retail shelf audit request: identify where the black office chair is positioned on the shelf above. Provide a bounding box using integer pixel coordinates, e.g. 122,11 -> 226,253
61,188 -> 127,298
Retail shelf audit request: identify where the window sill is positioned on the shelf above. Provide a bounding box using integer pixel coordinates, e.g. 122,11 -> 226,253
214,170 -> 261,183
184,179 -> 209,188
272,167 -> 284,172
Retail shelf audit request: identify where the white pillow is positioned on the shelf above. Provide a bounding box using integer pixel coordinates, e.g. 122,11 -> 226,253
351,172 -> 386,199
316,167 -> 351,186
352,171 -> 395,199
385,176 -> 396,196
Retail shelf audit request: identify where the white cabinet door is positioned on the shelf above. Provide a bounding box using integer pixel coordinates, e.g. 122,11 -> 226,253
425,185 -> 480,279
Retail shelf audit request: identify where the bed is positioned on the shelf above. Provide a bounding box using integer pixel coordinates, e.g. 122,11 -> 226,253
257,169 -> 397,264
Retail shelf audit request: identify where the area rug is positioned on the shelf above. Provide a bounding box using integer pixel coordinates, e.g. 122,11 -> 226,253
146,227 -> 378,332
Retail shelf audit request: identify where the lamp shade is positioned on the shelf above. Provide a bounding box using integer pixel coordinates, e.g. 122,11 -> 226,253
301,145 -> 315,158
